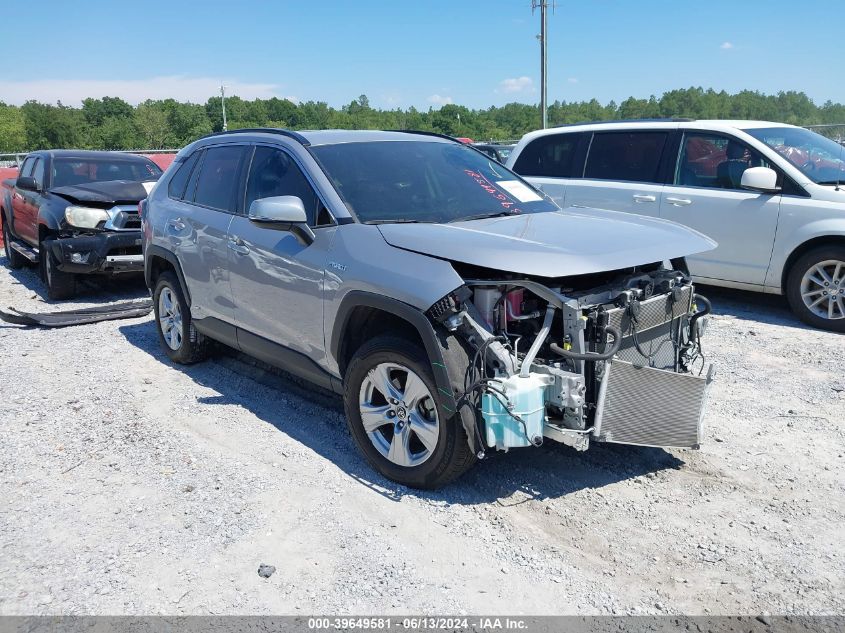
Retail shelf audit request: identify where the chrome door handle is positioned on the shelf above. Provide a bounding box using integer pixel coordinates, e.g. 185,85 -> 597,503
666,197 -> 692,206
166,218 -> 186,231
228,237 -> 250,255
632,194 -> 656,203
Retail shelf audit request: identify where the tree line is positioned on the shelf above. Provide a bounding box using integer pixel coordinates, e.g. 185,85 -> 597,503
1,87 -> 844,153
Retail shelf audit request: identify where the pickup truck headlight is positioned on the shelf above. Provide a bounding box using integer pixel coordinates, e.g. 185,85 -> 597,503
65,206 -> 110,229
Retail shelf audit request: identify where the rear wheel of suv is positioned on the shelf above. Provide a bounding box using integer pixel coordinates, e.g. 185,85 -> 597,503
3,220 -> 27,270
39,238 -> 77,300
153,271 -> 209,363
786,245 -> 845,333
344,336 -> 476,489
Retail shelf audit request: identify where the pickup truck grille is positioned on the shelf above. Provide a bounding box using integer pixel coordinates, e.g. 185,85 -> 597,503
104,205 -> 141,231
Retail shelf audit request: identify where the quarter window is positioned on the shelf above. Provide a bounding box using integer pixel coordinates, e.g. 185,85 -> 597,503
192,145 -> 247,212
675,132 -> 768,190
245,147 -> 320,225
512,133 -> 583,178
168,151 -> 201,200
584,131 -> 669,183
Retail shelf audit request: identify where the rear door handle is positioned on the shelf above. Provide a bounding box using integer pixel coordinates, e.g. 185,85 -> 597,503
228,236 -> 250,255
166,218 -> 186,231
665,197 -> 692,206
632,194 -> 656,203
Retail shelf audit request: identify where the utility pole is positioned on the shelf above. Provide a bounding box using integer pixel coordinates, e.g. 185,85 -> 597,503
532,1 -> 554,129
221,84 -> 228,132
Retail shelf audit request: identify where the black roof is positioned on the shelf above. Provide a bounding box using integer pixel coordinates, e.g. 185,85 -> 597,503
30,149 -> 157,161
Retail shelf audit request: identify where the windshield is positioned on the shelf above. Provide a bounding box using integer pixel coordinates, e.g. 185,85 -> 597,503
745,127 -> 845,184
51,157 -> 162,188
310,141 -> 559,223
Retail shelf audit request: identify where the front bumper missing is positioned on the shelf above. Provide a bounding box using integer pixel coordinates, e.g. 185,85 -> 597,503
49,231 -> 144,275
593,359 -> 715,448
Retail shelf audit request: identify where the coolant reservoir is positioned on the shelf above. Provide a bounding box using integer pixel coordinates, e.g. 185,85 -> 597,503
482,374 -> 551,450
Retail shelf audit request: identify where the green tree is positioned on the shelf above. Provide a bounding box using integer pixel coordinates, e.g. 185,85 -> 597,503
0,104 -> 27,152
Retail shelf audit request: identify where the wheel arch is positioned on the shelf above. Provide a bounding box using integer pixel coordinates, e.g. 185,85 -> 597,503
144,244 -> 192,306
781,235 -> 845,291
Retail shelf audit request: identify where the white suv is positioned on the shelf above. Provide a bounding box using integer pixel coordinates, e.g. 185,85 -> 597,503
507,120 -> 845,331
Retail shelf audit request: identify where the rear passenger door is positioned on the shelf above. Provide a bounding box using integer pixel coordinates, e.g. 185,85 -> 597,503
659,130 -> 781,285
165,144 -> 248,324
227,145 -> 336,366
564,130 -> 672,218
510,132 -> 587,207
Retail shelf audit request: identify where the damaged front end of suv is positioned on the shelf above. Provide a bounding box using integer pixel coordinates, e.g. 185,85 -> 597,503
428,260 -> 714,457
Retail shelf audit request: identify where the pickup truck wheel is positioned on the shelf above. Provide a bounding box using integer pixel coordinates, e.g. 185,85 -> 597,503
153,271 -> 209,363
344,336 -> 476,489
39,239 -> 76,300
786,245 -> 845,333
2,221 -> 27,270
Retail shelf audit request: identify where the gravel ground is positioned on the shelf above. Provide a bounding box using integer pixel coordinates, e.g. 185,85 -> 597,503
0,258 -> 843,616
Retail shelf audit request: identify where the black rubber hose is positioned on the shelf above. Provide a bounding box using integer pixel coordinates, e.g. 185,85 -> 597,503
689,294 -> 712,334
550,324 -> 622,361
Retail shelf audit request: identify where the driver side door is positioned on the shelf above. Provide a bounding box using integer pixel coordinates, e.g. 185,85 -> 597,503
660,131 -> 781,286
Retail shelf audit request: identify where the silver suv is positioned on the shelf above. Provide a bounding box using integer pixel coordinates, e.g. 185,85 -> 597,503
142,129 -> 717,489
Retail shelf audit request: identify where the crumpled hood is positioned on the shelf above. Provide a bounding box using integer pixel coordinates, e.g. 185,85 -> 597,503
49,179 -> 156,206
377,207 -> 718,277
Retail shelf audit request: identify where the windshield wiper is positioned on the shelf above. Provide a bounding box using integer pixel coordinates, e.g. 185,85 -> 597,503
817,180 -> 844,186
449,211 -> 519,223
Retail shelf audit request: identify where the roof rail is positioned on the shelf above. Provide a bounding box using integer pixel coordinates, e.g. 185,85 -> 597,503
203,128 -> 311,146
553,117 -> 695,129
386,129 -> 460,143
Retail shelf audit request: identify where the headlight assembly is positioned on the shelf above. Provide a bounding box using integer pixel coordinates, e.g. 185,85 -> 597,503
65,206 -> 110,229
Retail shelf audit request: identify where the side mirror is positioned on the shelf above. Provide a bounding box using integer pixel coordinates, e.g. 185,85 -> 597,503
248,195 -> 315,245
741,167 -> 780,194
16,176 -> 39,192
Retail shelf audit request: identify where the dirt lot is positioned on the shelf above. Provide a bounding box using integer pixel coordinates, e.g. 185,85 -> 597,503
0,257 -> 843,616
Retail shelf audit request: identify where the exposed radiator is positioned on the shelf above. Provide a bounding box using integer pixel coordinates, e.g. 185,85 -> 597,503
594,359 -> 713,448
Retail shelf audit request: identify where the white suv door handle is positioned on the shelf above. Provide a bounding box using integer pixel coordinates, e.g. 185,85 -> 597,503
632,194 -> 656,203
666,197 -> 693,207
228,236 -> 250,255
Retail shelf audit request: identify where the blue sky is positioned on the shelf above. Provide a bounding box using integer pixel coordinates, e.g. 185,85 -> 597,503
1,0 -> 842,108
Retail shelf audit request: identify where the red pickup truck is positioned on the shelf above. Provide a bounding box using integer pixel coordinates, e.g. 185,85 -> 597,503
1,150 -> 163,299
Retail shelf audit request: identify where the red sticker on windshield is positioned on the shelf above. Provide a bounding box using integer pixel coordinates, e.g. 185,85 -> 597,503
464,170 -> 523,214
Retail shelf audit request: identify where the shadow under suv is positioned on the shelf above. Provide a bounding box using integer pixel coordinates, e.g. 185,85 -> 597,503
142,129 -> 717,489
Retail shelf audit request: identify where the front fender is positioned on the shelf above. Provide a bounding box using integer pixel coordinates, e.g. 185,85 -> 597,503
767,217 -> 845,288
36,198 -> 67,232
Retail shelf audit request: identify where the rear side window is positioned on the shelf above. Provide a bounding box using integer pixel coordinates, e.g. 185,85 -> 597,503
512,133 -> 583,177
168,151 -> 201,200
584,131 -> 669,183
245,146 -> 319,225
192,145 -> 247,212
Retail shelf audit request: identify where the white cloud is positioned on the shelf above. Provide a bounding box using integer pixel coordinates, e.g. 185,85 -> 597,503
497,76 -> 534,94
0,76 -> 289,106
720,42 -> 734,50
427,94 -> 453,106
567,77 -> 579,84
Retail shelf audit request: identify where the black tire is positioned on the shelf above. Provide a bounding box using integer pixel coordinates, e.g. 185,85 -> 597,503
785,245 -> 845,333
2,219 -> 27,270
153,270 -> 209,363
343,336 -> 476,489
39,238 -> 76,300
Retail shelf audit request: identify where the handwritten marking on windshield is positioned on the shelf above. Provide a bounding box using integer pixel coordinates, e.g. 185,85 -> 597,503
463,169 -> 523,214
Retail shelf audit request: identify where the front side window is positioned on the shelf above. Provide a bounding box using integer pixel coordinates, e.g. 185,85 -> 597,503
675,132 -> 768,190
512,133 -> 582,178
18,157 -> 35,178
51,157 -> 162,188
192,145 -> 247,212
311,141 -> 558,224
32,159 -> 45,189
745,126 -> 845,185
245,147 -> 319,225
584,131 -> 669,183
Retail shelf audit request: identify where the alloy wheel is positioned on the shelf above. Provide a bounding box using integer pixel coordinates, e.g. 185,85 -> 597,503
158,287 -> 184,350
800,259 -> 845,321
358,362 -> 440,468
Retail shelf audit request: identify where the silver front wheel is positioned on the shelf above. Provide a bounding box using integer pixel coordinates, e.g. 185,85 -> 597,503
158,286 -> 184,350
800,259 -> 845,321
358,362 -> 440,468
